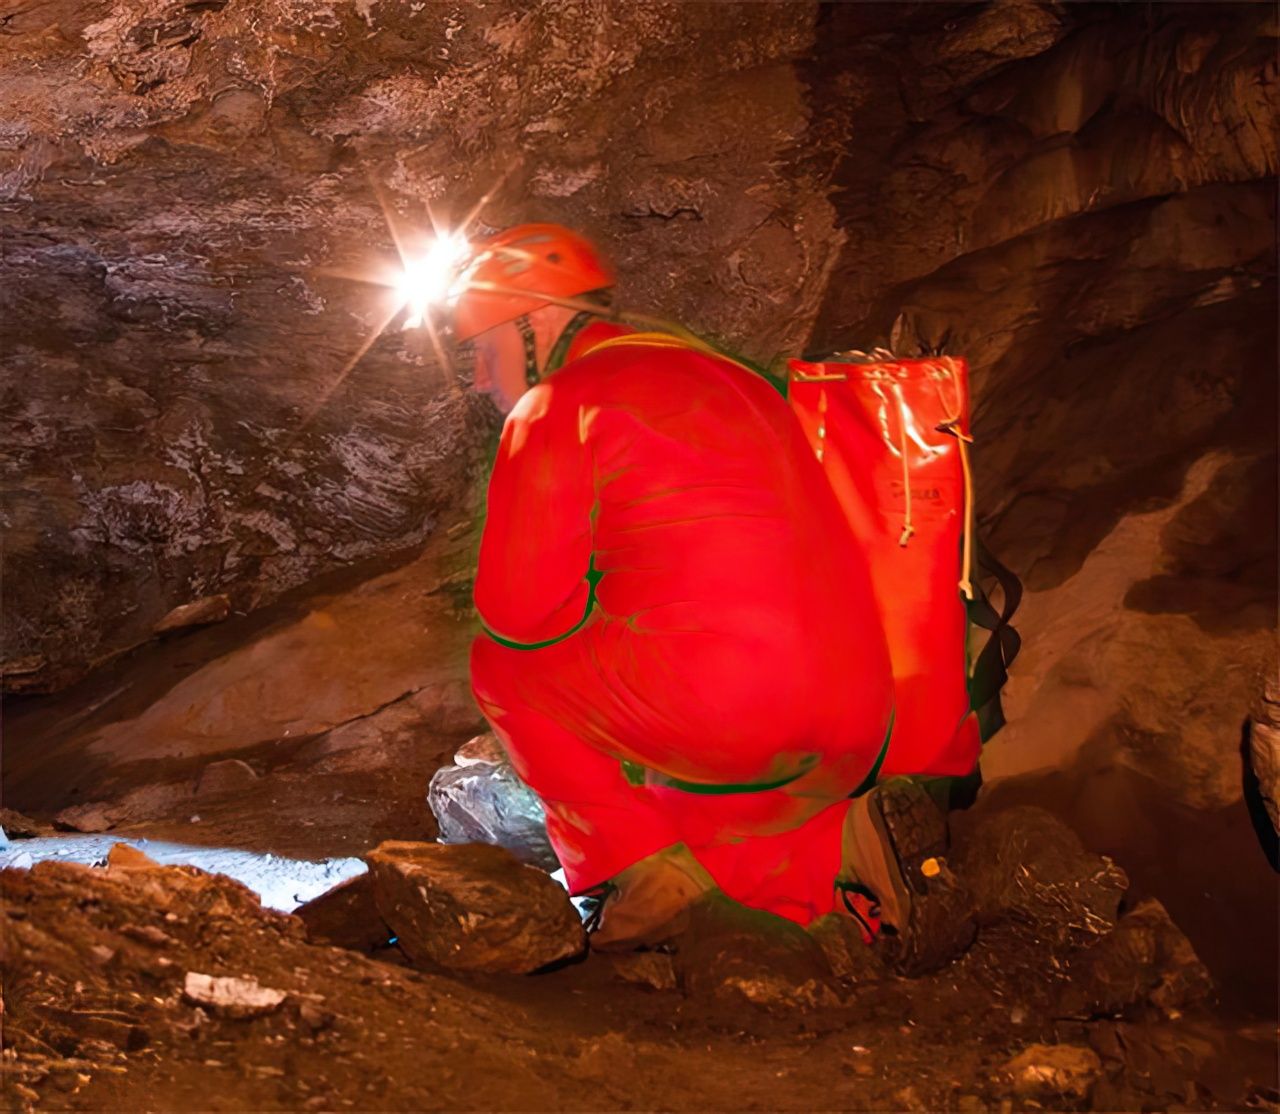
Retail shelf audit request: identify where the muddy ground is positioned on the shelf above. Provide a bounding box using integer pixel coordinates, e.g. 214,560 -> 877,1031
2,798 -> 1277,1112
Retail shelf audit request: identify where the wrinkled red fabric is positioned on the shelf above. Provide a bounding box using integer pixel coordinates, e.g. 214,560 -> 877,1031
788,357 -> 979,778
471,327 -> 894,921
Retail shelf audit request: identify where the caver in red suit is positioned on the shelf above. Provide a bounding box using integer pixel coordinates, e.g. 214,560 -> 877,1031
470,322 -> 897,925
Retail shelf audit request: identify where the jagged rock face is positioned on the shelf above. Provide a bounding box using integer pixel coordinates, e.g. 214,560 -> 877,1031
806,2 -> 1277,810
1,0 -> 838,690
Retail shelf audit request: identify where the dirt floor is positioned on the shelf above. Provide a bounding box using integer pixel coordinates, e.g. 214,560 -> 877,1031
2,843 -> 1276,1114
3,787 -> 1278,1112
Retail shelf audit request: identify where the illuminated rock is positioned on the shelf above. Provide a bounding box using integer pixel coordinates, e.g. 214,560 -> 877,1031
366,840 -> 584,975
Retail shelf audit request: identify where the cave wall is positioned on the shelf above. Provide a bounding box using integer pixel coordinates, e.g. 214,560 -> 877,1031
1,0 -> 839,691
805,1 -> 1277,815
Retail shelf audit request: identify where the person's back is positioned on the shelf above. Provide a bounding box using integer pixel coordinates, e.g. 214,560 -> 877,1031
476,335 -> 893,796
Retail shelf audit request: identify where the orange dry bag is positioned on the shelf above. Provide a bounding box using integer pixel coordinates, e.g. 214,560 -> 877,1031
788,354 -> 986,778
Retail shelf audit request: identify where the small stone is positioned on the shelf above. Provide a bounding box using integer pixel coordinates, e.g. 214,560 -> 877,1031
90,944 -> 116,965
606,951 -> 678,991
1001,1044 -> 1102,1101
53,802 -> 121,833
195,758 -> 259,798
366,841 -> 585,975
183,972 -> 287,1019
297,1001 -> 335,1032
123,923 -> 176,947
153,594 -> 231,634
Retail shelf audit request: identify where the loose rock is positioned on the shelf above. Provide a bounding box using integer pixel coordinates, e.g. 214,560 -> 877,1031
1248,672 -> 1280,836
294,873 -> 391,953
153,594 -> 231,634
182,972 -> 287,1019
1001,1043 -> 1102,1101
53,802 -> 122,833
366,841 -> 584,975
606,951 -> 678,991
195,758 -> 260,798
0,808 -> 45,839
954,806 -> 1129,944
1060,897 -> 1214,1018
674,894 -> 840,1009
807,913 -> 884,982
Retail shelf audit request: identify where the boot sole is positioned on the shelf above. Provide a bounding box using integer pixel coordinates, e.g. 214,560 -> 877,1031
866,780 -> 976,977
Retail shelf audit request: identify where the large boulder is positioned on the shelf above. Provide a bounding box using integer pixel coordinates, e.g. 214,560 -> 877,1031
954,806 -> 1128,945
1059,897 -> 1214,1019
365,840 -> 584,975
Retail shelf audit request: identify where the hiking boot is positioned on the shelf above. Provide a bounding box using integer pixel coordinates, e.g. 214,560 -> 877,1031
587,843 -> 718,952
839,778 -> 975,976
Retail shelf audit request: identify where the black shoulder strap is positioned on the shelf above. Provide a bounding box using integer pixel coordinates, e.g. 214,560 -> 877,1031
966,536 -> 1023,741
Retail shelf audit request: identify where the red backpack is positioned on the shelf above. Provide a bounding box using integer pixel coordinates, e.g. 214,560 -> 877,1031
787,353 -> 1021,779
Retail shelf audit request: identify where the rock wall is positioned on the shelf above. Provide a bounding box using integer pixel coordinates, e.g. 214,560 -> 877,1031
1,0 -> 838,691
805,1 -> 1277,814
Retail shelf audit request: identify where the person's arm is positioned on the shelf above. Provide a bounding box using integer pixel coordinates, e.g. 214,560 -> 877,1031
474,383 -> 596,649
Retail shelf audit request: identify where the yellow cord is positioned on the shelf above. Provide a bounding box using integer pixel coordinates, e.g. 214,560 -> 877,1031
929,361 -> 975,600
891,381 -> 915,547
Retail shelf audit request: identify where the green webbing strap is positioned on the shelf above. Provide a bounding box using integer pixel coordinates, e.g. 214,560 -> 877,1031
850,707 -> 894,798
544,310 -> 602,375
966,538 -> 1022,741
480,557 -> 602,651
641,707 -> 894,798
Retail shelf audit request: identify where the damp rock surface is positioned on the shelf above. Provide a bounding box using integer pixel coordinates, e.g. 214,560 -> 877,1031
366,839 -> 584,975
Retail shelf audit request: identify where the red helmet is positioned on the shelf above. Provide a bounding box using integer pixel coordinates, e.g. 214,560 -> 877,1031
452,223 -> 614,341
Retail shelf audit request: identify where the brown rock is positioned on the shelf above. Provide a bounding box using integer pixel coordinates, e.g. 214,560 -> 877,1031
806,913 -> 884,982
107,842 -> 160,870
954,806 -> 1128,944
195,758 -> 260,798
674,893 -> 840,1009
606,951 -> 678,992
53,801 -> 122,833
153,594 -> 231,634
366,841 -> 584,975
294,873 -> 391,953
1060,897 -> 1214,1018
1000,1044 -> 1102,1101
0,808 -> 46,838
1248,671 -> 1280,836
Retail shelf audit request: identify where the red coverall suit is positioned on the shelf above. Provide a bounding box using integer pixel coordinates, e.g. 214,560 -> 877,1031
470,326 -> 895,924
